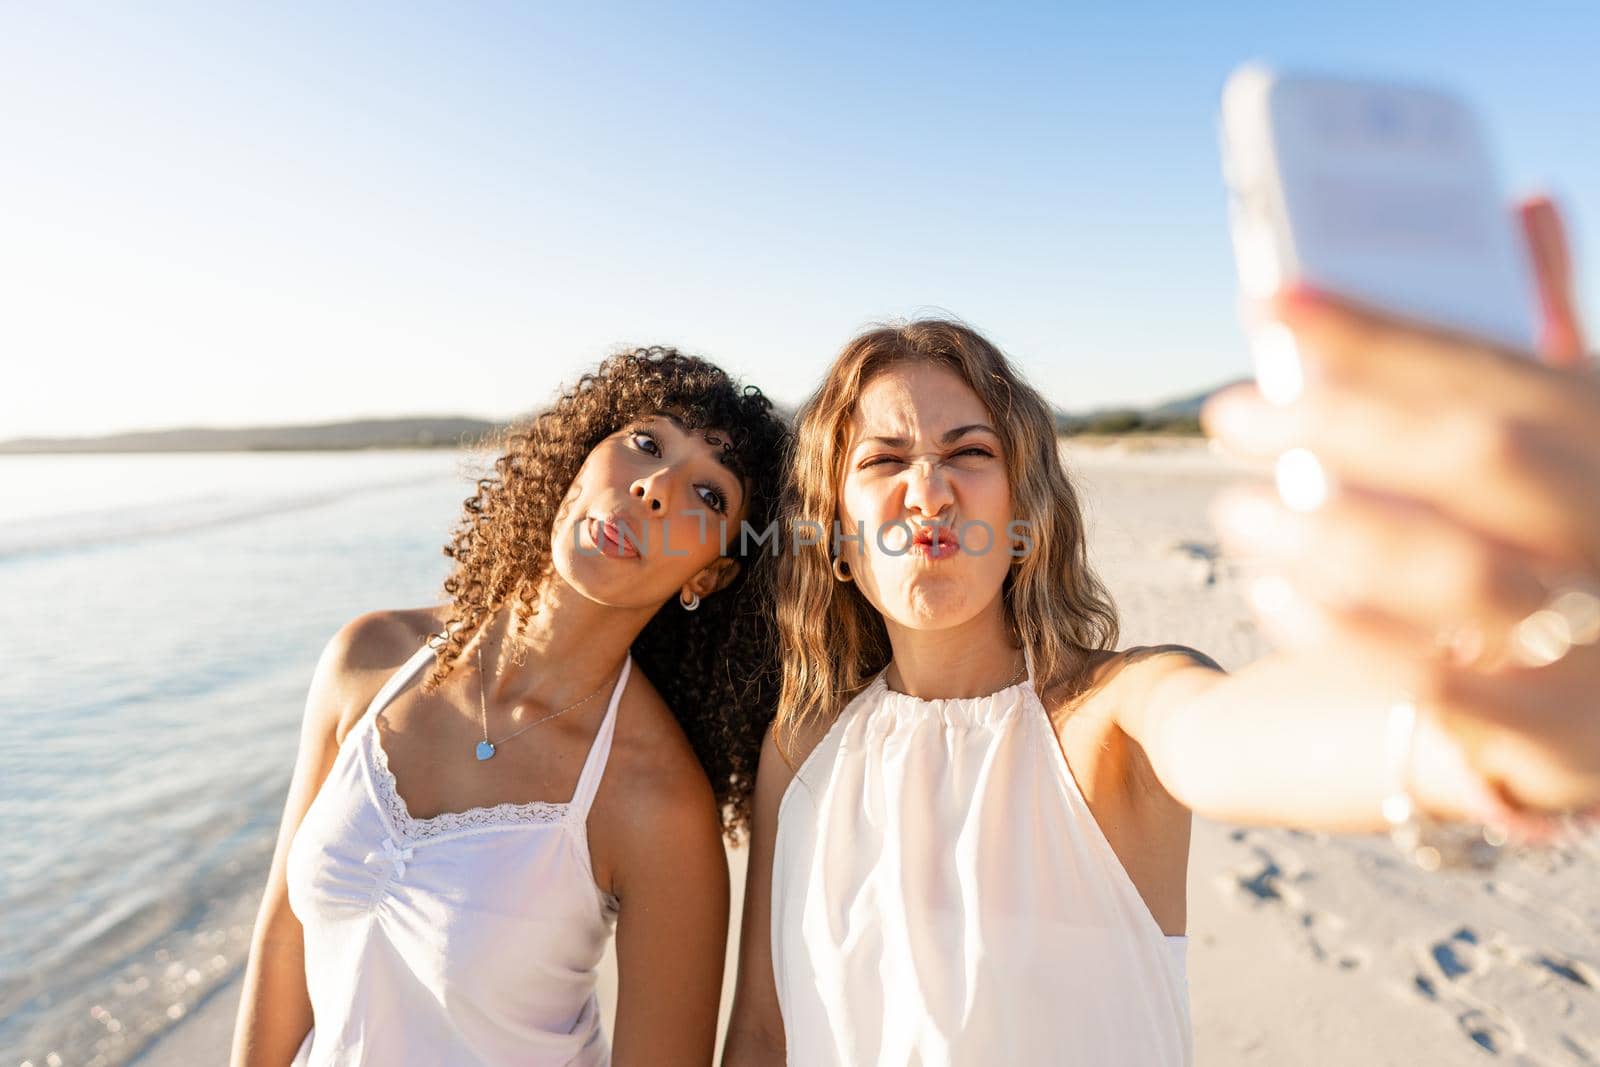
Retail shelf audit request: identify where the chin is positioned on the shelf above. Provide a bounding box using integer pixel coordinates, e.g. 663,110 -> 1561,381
882,567 -> 1011,631
549,548 -> 638,608
892,585 -> 978,629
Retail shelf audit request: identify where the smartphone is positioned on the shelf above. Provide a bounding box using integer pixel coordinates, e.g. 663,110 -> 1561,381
1220,64 -> 1538,355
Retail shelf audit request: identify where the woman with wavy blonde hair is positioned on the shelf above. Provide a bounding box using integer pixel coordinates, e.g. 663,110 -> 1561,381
723,320 -> 1196,1065
722,308 -> 1599,1065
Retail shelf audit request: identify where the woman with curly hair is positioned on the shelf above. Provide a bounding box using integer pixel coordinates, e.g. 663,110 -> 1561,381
231,347 -> 789,1067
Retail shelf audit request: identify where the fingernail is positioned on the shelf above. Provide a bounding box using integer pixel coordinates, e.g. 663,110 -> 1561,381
1279,283 -> 1331,310
1275,447 -> 1331,513
1272,285 -> 1337,325
1250,322 -> 1305,405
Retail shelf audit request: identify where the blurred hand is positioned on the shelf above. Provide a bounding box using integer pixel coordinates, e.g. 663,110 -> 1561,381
1199,196 -> 1600,814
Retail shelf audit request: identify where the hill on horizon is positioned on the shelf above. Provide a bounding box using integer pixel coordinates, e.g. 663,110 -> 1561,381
0,416 -> 504,454
1,380 -> 1246,454
1053,378 -> 1246,436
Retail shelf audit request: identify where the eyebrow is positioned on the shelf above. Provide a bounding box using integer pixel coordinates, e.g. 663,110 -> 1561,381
856,423 -> 999,449
652,413 -> 747,508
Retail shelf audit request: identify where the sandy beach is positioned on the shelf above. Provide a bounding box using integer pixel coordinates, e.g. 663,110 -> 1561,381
130,438 -> 1600,1066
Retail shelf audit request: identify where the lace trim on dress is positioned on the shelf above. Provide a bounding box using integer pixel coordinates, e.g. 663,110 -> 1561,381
366,721 -> 569,841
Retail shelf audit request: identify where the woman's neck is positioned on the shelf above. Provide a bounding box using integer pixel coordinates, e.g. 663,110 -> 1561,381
474,577 -> 649,709
882,606 -> 1022,700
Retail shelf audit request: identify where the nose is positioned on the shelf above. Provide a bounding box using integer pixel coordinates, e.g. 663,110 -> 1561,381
902,457 -> 954,519
631,466 -> 671,513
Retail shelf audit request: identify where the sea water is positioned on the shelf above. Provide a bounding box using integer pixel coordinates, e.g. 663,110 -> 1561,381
0,450 -> 483,1067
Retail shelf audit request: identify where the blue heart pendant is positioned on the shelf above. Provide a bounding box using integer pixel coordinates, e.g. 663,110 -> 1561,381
475,740 -> 496,762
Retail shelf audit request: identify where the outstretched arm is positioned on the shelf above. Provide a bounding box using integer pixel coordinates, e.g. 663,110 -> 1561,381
1196,200 -> 1600,818
1115,642 -> 1489,833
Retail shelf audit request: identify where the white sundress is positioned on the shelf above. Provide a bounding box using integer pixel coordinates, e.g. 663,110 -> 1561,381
286,638 -> 633,1066
772,650 -> 1193,1066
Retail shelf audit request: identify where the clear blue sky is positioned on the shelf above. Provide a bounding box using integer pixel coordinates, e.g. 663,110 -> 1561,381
4,2 -> 1596,437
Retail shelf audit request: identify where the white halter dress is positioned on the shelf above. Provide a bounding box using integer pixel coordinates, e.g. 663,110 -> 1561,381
771,652 -> 1192,1066
286,638 -> 633,1066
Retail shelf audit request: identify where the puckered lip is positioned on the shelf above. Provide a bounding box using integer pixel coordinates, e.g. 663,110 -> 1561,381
587,511 -> 646,560
909,521 -> 960,559
910,522 -> 959,548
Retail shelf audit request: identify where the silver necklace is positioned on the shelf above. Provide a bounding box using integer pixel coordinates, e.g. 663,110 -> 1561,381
1005,652 -> 1026,688
888,650 -> 1026,695
473,643 -> 615,762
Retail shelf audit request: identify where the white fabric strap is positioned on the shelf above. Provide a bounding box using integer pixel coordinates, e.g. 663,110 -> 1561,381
362,639 -> 439,727
568,654 -> 632,817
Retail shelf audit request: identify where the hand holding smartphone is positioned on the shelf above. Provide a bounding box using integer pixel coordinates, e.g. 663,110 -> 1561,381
1220,64 -> 1540,365
1205,65 -> 1600,822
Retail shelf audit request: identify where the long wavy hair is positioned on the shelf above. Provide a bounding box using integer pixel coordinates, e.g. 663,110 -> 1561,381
424,346 -> 790,837
773,319 -> 1120,760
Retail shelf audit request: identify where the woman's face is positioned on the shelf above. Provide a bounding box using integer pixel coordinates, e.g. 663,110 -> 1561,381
552,413 -> 748,610
838,361 -> 1015,632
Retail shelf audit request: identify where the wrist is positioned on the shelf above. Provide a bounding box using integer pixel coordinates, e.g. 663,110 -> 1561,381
1405,702 -> 1510,825
1382,698 -> 1507,871
1385,698 -> 1598,866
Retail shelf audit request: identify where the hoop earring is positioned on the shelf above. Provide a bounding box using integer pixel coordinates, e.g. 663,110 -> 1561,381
832,556 -> 853,583
680,591 -> 701,611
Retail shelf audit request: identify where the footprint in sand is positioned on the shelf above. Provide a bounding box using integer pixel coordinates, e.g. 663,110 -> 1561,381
1459,1004 -> 1516,1055
1409,927 -> 1532,1057
1532,953 -> 1597,991
1428,927 -> 1487,982
1221,829 -> 1308,909
1557,1030 -> 1598,1063
1410,927 -> 1489,1004
1436,923 -> 1599,999
1217,829 -> 1369,971
1165,539 -> 1221,586
1299,910 -> 1370,971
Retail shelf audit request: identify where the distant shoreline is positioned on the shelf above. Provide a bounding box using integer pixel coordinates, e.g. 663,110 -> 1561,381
1,399 -> 1221,455
0,429 -> 1207,457
0,430 -> 1206,456
0,416 -> 506,455
0,442 -> 481,455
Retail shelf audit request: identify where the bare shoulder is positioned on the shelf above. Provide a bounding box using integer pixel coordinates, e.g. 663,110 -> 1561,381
1043,643 -> 1228,716
312,605 -> 448,745
1107,644 -> 1228,729
1042,644 -> 1227,800
600,666 -> 721,833
1116,643 -> 1226,674
1038,646 -> 1125,724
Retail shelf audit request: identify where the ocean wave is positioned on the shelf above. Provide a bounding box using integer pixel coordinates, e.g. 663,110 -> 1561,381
0,471 -> 461,563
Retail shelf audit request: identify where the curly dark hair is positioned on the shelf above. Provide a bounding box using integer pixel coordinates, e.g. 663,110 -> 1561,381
422,346 -> 791,838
